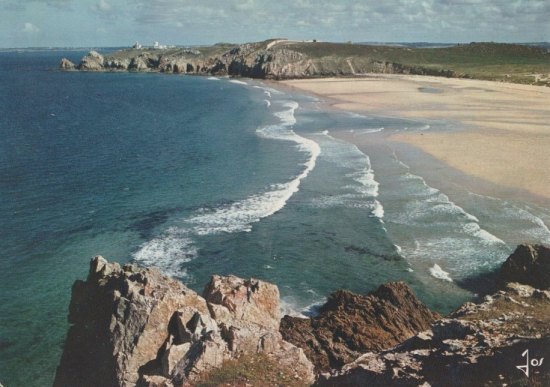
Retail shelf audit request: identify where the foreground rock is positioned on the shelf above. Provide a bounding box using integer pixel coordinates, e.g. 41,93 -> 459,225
318,283 -> 550,386
54,257 -> 314,387
499,244 -> 550,289
280,282 -> 440,372
318,244 -> 550,386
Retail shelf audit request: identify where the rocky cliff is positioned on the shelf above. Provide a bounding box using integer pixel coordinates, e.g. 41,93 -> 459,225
59,40 -> 458,80
280,283 -> 440,372
317,244 -> 550,386
53,257 -> 314,387
54,244 -> 550,386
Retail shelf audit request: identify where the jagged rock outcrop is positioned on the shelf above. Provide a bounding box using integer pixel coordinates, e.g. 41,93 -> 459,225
499,244 -> 550,289
53,256 -> 314,387
317,283 -> 550,386
318,244 -> 550,386
59,58 -> 75,70
280,282 -> 440,372
78,50 -> 105,71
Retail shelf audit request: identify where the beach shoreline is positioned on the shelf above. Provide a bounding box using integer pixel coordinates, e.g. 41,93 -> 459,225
280,75 -> 550,204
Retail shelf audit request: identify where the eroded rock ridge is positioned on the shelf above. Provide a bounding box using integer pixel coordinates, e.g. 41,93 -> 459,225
59,40 -> 458,80
53,257 -> 314,387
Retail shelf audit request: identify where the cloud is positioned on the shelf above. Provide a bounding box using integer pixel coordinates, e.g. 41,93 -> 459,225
3,0 -> 73,11
22,22 -> 40,33
91,0 -> 111,13
3,0 -> 550,47
98,0 -> 110,11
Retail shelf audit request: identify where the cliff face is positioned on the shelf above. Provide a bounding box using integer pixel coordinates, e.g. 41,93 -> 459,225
53,257 -> 314,387
280,283 -> 440,372
54,245 -> 550,386
59,40 -> 458,80
317,245 -> 550,386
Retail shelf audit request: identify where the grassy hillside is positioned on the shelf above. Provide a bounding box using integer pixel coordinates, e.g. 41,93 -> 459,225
96,40 -> 550,85
281,41 -> 550,85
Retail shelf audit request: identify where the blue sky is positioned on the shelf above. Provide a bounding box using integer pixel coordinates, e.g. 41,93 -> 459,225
1,0 -> 549,47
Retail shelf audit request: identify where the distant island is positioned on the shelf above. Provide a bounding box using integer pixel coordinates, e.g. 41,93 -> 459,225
60,39 -> 550,86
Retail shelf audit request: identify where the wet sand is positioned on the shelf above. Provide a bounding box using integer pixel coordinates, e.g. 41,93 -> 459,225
282,75 -> 550,201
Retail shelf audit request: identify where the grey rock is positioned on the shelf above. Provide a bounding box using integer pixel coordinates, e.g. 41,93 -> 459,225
78,50 -> 105,71
55,257 -> 314,387
59,58 -> 76,70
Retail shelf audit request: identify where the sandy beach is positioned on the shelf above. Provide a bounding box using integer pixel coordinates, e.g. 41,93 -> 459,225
282,75 -> 550,201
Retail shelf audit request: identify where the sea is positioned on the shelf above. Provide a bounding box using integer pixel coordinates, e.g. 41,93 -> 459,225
2,50 -> 550,386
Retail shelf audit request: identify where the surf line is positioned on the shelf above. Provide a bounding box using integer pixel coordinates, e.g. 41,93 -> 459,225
133,99 -> 321,275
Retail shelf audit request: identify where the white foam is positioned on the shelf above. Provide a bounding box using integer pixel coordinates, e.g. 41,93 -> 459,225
372,200 -> 385,219
310,131 -> 384,219
207,76 -> 220,81
134,99 -> 317,272
396,163 -> 504,246
264,99 -> 271,107
272,101 -> 299,126
280,298 -> 308,318
187,101 -> 320,236
253,85 -> 284,95
229,79 -> 248,85
352,127 -> 385,135
264,90 -> 271,98
467,192 -> 550,244
133,227 -> 196,278
429,264 -> 453,282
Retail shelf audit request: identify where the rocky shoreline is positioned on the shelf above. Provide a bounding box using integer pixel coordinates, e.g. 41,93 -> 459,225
58,40 -> 458,80
54,244 -> 550,386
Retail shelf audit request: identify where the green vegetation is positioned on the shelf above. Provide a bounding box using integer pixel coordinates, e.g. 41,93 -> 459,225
282,41 -> 550,85
196,353 -> 308,387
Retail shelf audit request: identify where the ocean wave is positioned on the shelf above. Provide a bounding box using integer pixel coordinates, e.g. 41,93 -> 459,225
188,102 -> 319,236
253,85 -> 284,95
350,127 -> 385,135
136,99 -> 320,276
207,76 -> 220,81
372,200 -> 385,219
309,132 -> 384,218
229,79 -> 248,85
133,227 -> 196,278
280,296 -> 326,318
467,192 -> 550,245
264,99 -> 271,107
429,264 -> 453,282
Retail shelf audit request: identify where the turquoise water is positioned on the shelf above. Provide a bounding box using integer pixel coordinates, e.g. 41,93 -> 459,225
2,51 -> 550,386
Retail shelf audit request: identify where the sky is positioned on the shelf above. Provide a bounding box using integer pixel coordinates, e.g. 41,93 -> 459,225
1,0 -> 549,48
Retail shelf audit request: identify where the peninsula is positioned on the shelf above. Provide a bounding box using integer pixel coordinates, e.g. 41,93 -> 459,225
60,39 -> 550,86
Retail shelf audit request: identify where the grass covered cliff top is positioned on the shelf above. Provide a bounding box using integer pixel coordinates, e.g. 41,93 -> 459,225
86,39 -> 550,86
